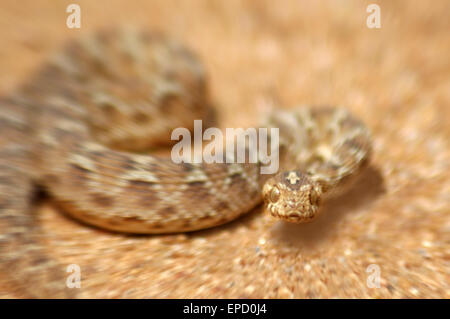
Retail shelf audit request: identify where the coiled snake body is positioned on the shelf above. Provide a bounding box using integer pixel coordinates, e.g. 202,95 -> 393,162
0,29 -> 371,297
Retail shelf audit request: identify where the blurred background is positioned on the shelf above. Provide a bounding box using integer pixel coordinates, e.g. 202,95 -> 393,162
0,0 -> 448,298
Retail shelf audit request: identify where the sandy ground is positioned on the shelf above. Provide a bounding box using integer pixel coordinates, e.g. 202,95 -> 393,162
0,0 -> 448,298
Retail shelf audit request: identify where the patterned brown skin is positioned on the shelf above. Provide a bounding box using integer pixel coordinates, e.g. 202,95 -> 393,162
0,29 -> 371,297
0,98 -> 75,298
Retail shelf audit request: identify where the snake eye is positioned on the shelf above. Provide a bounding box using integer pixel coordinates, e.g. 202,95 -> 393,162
309,188 -> 319,205
270,187 -> 280,203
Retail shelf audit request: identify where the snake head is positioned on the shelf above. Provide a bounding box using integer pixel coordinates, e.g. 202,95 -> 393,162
262,170 -> 322,223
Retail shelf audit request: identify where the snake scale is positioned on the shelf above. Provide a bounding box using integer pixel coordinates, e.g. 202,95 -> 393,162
0,29 -> 372,298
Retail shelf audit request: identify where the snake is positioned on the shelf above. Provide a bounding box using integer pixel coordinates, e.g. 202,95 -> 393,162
0,29 -> 372,298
